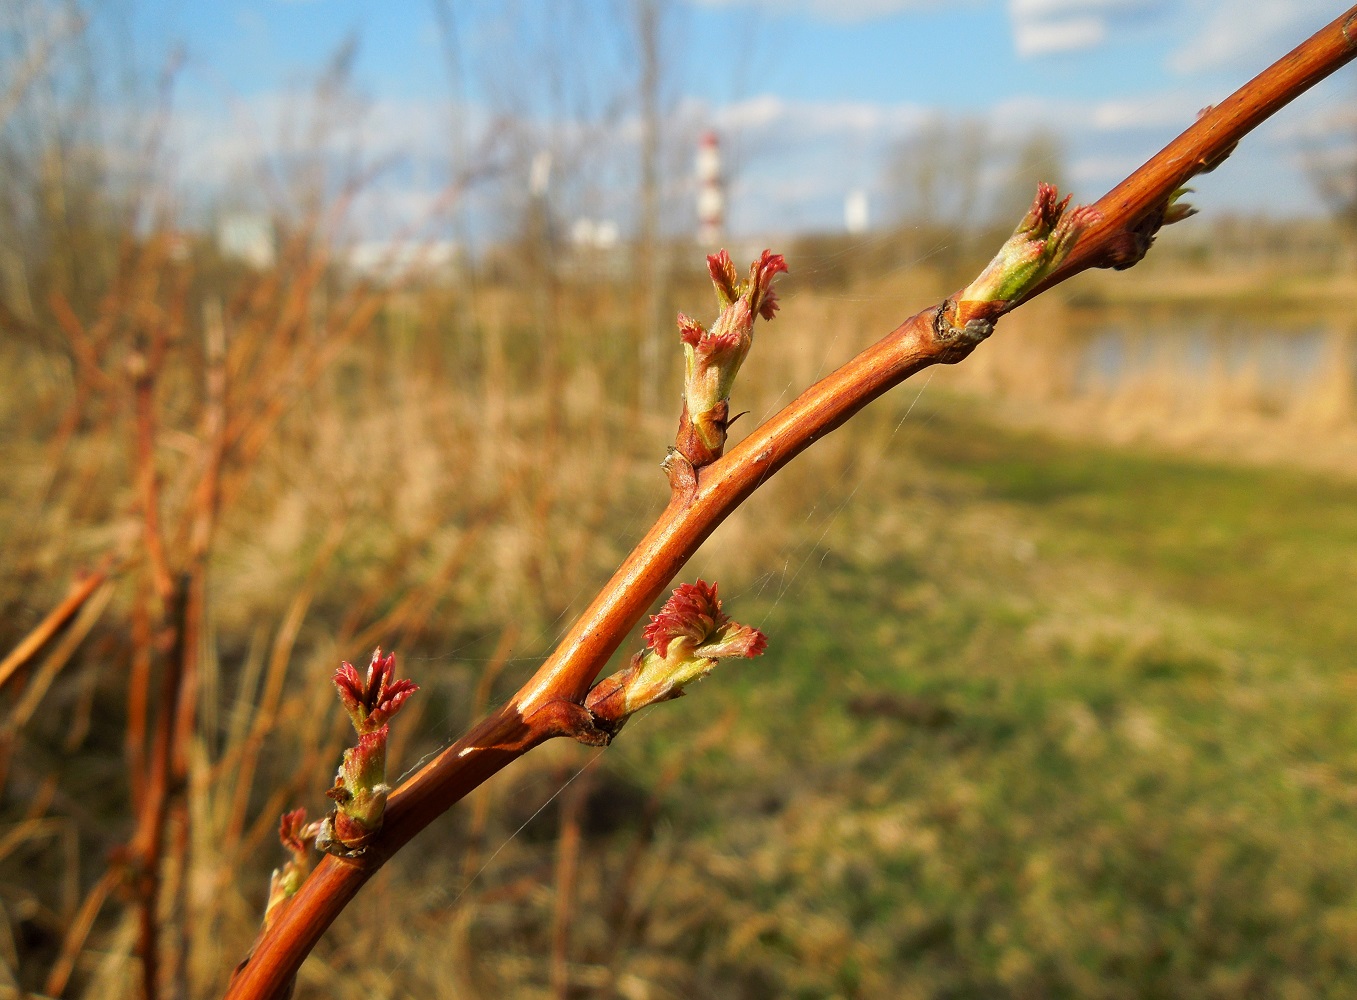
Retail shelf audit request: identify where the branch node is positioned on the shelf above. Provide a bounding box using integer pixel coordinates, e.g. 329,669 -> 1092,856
525,699 -> 616,747
1097,187 -> 1195,272
661,448 -> 698,501
933,299 -> 995,352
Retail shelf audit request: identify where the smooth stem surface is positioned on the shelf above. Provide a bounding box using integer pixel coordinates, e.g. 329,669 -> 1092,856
1044,4 -> 1357,289
225,9 -> 1357,998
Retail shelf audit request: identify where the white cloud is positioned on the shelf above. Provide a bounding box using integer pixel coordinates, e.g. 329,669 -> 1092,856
711,94 -> 785,131
1008,0 -> 1167,59
1069,154 -> 1143,183
1090,96 -> 1198,130
157,88 -> 509,241
1271,99 -> 1357,144
153,78 -> 1333,241
1293,143 -> 1357,173
1010,0 -> 1159,16
988,95 -> 1091,131
691,0 -> 975,20
711,94 -> 931,137
988,90 -> 1211,135
1013,15 -> 1105,56
1168,1 -> 1335,75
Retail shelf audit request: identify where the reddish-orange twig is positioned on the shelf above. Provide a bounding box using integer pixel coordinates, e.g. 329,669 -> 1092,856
131,341 -> 175,608
132,577 -> 190,1000
0,559 -> 116,693
550,768 -> 591,1000
225,9 -> 1357,998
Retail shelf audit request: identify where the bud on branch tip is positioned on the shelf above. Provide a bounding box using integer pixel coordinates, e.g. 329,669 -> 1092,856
675,250 -> 787,468
956,183 -> 1099,328
586,580 -> 766,729
317,648 -> 418,857
334,647 -> 418,734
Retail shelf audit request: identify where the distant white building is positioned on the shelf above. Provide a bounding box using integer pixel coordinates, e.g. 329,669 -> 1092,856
845,190 -> 869,235
347,240 -> 459,279
570,218 -> 620,250
529,151 -> 553,198
218,213 -> 275,268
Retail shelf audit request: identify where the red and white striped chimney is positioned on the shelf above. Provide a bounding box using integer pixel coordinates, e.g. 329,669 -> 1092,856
696,130 -> 724,246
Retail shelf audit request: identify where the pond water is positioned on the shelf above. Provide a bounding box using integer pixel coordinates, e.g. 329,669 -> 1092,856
931,301 -> 1357,474
1069,307 -> 1356,415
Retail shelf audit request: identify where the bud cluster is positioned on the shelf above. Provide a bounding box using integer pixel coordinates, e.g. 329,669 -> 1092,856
955,183 -> 1100,328
253,648 -> 419,936
586,580 -> 766,730
264,808 -> 320,929
316,648 -> 418,857
674,250 -> 787,468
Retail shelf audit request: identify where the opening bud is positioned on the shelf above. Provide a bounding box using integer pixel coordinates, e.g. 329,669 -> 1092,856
586,580 -> 766,730
318,648 -> 418,857
264,808 -> 319,929
956,183 -> 1099,327
334,647 -> 418,735
676,250 -> 787,467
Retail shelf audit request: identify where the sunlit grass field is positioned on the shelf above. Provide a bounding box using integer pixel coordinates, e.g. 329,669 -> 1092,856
4,267 -> 1357,998
454,395 -> 1357,1000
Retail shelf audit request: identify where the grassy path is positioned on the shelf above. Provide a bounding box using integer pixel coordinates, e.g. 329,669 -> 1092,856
609,399 -> 1357,999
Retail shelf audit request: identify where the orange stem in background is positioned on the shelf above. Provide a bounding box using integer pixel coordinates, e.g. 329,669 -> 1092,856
133,577 -> 190,1000
0,561 -> 115,693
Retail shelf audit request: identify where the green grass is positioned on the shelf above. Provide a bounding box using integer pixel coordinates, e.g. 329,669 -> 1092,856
9,324 -> 1357,998
601,396 -> 1357,999
911,408 -> 1357,664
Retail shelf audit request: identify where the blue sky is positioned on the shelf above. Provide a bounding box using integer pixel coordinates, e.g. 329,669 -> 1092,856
102,0 -> 1357,238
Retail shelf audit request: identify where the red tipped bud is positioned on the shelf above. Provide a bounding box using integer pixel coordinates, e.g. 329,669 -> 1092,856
264,808 -> 319,928
956,184 -> 1099,326
707,250 -> 741,307
319,649 -> 418,857
747,249 -> 788,321
587,579 -> 766,728
278,807 -> 315,859
677,311 -> 706,348
334,648 -> 418,735
677,249 -> 787,468
643,579 -> 766,660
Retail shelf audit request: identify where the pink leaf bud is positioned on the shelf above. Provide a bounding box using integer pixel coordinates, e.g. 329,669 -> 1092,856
587,580 -> 767,728
265,808 -> 318,928
677,312 -> 707,348
277,807 -> 315,860
334,648 -> 418,735
707,249 -> 741,307
747,249 -> 788,322
643,580 -> 765,660
956,184 -> 1099,326
676,250 -> 787,468
319,649 -> 417,856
